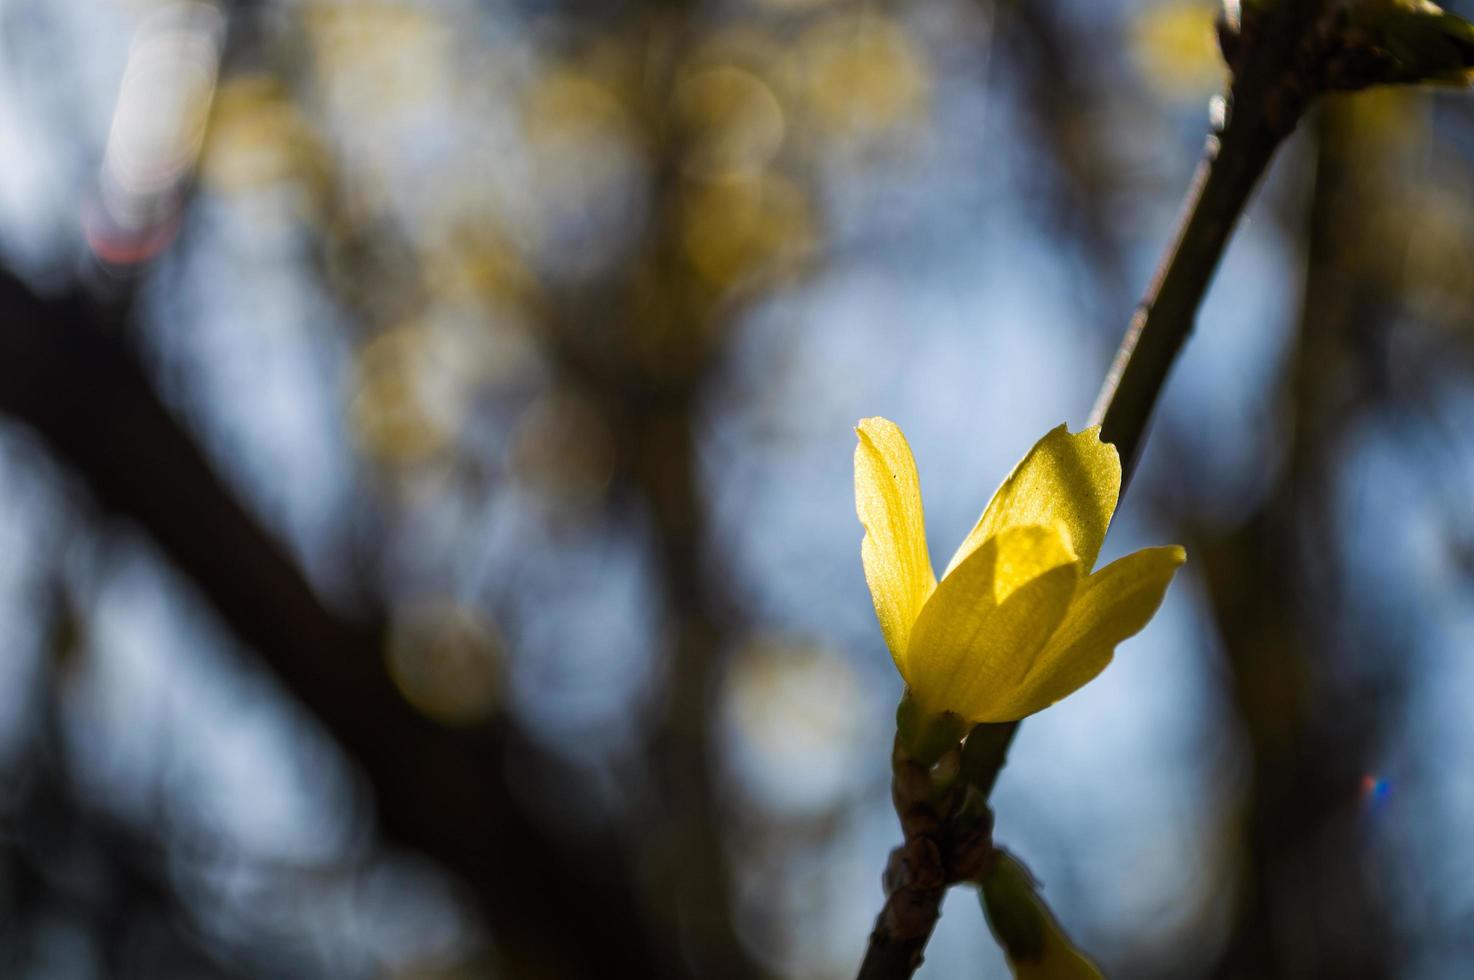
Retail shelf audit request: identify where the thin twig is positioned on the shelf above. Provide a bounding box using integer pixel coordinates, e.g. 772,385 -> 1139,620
858,740 -> 996,980
1092,20 -> 1311,478
857,745 -> 950,980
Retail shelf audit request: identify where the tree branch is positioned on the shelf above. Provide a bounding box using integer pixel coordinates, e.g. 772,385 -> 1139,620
858,741 -> 994,980
0,267 -> 678,978
1092,50 -> 1303,474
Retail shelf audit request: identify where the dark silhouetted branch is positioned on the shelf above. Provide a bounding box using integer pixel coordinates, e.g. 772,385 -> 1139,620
0,266 -> 676,978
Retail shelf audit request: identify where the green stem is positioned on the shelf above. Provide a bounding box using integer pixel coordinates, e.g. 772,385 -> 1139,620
958,720 -> 1020,803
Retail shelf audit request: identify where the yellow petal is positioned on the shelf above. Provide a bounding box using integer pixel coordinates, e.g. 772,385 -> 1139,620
992,545 -> 1186,719
1013,930 -> 1106,980
907,525 -> 1080,722
945,425 -> 1121,578
855,418 -> 936,678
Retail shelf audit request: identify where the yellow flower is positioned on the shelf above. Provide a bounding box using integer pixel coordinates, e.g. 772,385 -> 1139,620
854,417 -> 1185,724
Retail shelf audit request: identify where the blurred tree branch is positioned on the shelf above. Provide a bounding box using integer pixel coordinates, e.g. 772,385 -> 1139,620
992,0 -> 1132,293
0,265 -> 680,978
0,591 -> 256,979
1199,98 -> 1402,980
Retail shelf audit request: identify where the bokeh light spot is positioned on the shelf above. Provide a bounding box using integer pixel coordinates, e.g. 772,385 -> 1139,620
675,65 -> 786,181
680,173 -> 815,289
201,75 -> 330,200
387,602 -> 504,726
721,637 -> 865,815
508,389 -> 618,511
351,323 -> 468,466
799,14 -> 927,138
305,2 -> 450,111
1131,2 -> 1226,98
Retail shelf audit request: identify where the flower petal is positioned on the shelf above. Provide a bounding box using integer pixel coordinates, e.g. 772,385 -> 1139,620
944,425 -> 1121,577
855,418 -> 936,678
907,524 -> 1080,722
991,545 -> 1186,719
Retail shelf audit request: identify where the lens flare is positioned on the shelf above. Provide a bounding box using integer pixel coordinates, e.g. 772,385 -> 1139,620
87,2 -> 225,266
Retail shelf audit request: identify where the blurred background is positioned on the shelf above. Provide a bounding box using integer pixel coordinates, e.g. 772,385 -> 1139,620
1,0 -> 1473,977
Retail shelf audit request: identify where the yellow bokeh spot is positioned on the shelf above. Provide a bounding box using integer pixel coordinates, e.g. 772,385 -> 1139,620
386,602 -> 503,726
1131,2 -> 1225,99
422,225 -> 537,312
721,637 -> 868,813
688,25 -> 788,78
200,75 -> 329,199
403,237 -> 543,391
507,389 -> 617,510
520,66 -> 645,249
680,173 -> 815,289
749,0 -> 835,10
726,638 -> 860,764
1392,182 -> 1474,319
350,322 -> 466,465
675,65 -> 786,181
304,2 -> 450,110
522,68 -> 630,146
799,14 -> 927,137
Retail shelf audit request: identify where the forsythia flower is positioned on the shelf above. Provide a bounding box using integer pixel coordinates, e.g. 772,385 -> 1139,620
854,418 -> 1185,724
